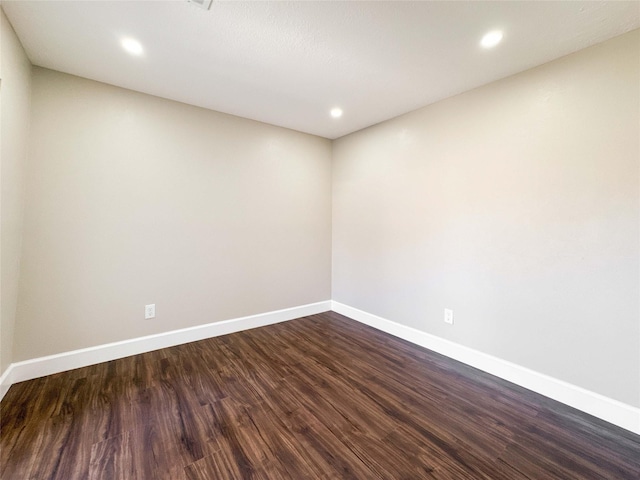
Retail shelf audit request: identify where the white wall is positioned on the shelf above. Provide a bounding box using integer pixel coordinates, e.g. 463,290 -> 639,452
0,9 -> 31,377
332,30 -> 640,407
13,68 -> 331,361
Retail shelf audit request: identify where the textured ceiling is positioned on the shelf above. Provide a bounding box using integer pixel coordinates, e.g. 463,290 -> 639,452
3,1 -> 639,139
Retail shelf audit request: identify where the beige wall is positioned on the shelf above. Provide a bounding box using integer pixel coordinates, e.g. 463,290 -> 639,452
1,9 -> 32,376
332,30 -> 640,406
4,20 -> 639,410
14,68 -> 331,361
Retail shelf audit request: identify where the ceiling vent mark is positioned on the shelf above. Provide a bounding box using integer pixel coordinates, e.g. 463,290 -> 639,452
187,0 -> 213,11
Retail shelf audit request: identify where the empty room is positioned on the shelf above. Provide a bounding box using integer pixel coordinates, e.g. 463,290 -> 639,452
1,1 -> 639,478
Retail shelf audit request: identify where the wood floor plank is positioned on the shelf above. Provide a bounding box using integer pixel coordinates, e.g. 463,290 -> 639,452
89,430 -> 136,480
2,311 -> 639,479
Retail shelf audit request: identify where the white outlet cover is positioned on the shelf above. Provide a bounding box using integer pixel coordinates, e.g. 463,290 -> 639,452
145,304 -> 156,319
444,308 -> 454,325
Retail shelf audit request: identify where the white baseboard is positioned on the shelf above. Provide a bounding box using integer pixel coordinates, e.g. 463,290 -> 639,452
331,301 -> 640,435
3,299 -> 638,435
0,365 -> 14,400
0,301 -> 331,402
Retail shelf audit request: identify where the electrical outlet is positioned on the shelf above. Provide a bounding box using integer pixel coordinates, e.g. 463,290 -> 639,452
444,308 -> 454,325
145,304 -> 156,319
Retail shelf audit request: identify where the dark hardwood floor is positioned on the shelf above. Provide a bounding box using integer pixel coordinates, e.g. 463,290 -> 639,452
1,311 -> 639,479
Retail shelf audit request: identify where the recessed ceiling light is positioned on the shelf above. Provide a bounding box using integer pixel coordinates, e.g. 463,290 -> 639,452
481,30 -> 503,49
330,107 -> 343,118
121,37 -> 144,56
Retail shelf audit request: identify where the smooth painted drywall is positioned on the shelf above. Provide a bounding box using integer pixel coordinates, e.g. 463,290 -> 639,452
14,68 -> 331,361
332,30 -> 640,407
1,9 -> 31,376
